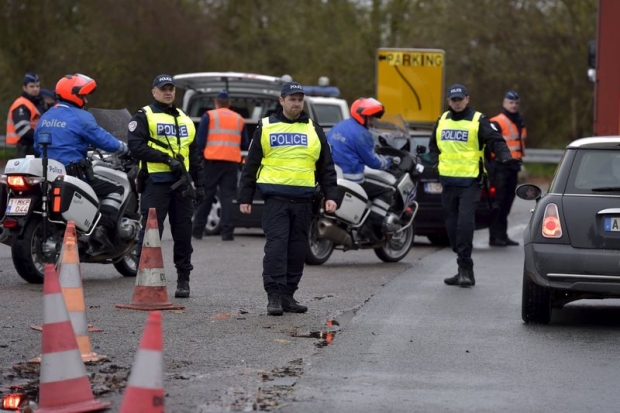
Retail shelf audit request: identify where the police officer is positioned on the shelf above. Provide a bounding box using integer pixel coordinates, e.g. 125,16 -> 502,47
429,84 -> 520,287
192,89 -> 248,241
238,81 -> 338,316
127,74 -> 206,298
34,73 -> 129,254
6,72 -> 42,157
327,97 -> 397,242
488,90 -> 526,247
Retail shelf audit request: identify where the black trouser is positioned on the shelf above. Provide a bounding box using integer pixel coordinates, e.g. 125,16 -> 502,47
138,180 -> 194,273
262,196 -> 313,294
192,160 -> 238,238
489,163 -> 519,241
441,182 -> 481,270
89,175 -> 124,225
361,180 -> 393,229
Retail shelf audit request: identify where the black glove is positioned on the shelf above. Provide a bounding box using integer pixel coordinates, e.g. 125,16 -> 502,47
195,186 -> 206,204
165,156 -> 183,173
502,157 -> 523,166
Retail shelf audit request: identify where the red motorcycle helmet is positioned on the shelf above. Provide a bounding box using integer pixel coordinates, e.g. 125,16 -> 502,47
350,97 -> 385,126
55,73 -> 97,108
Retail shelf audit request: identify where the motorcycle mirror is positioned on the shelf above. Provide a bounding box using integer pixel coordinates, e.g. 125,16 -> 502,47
416,145 -> 427,155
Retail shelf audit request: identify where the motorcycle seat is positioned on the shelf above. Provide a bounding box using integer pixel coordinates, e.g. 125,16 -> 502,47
363,167 -> 396,186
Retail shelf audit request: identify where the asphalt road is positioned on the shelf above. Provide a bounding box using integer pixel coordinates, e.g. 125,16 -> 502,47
2,195 -> 620,412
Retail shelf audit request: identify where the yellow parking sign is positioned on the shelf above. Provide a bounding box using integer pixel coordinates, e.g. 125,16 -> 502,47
376,48 -> 445,125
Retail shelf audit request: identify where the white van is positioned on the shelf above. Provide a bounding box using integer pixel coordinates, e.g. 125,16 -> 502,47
173,71 -> 349,136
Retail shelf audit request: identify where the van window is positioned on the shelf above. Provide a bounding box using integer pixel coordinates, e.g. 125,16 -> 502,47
313,104 -> 344,126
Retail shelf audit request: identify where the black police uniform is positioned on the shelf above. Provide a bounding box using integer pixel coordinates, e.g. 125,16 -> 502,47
488,109 -> 525,246
238,107 -> 338,310
127,100 -> 205,289
429,106 -> 513,285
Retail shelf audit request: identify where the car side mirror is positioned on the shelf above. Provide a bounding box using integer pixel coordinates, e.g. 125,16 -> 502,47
516,184 -> 542,201
416,145 -> 427,155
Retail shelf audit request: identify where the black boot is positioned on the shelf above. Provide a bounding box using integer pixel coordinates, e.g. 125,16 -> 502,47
457,267 -> 473,288
281,294 -> 308,313
444,273 -> 460,286
469,268 -> 476,286
91,225 -> 115,255
175,271 -> 190,298
267,292 -> 283,316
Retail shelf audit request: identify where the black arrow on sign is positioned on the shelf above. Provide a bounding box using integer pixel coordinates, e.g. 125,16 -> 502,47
395,66 -> 422,111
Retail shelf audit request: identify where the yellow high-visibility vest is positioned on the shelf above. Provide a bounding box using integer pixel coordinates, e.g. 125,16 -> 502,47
143,105 -> 195,174
436,111 -> 483,178
257,117 -> 320,188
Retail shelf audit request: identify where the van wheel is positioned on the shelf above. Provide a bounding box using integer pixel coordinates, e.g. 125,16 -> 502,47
522,268 -> 552,324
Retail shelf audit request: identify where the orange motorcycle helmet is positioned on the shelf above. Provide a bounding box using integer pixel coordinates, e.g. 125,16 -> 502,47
55,73 -> 97,108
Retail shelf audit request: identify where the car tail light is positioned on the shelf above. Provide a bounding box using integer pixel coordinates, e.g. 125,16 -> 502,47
2,175 -> 43,191
542,203 -> 563,238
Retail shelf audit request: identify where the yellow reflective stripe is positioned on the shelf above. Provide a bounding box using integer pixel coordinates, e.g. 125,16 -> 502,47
261,157 -> 316,170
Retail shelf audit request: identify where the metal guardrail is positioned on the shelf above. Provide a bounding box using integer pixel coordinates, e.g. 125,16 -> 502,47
522,149 -> 563,164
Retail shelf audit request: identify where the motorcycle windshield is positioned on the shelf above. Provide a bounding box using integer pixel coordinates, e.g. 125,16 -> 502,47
369,114 -> 410,150
88,108 -> 132,143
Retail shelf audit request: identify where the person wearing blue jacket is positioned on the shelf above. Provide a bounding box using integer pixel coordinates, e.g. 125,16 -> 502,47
34,73 -> 129,254
327,97 -> 394,242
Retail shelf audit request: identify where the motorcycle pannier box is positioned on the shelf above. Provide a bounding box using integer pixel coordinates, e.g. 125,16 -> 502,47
333,180 -> 368,225
50,175 -> 99,232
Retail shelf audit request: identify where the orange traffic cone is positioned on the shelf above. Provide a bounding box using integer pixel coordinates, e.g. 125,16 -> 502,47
116,208 -> 184,311
119,311 -> 165,413
34,264 -> 110,412
31,222 -> 103,333
58,222 -> 107,362
29,223 -> 107,364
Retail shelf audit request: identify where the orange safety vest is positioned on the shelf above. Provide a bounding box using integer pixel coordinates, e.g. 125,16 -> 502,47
203,108 -> 244,162
490,113 -> 526,159
6,96 -> 41,145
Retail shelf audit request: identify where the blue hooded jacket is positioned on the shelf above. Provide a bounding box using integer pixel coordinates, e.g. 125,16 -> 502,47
327,118 -> 391,183
34,102 -> 126,166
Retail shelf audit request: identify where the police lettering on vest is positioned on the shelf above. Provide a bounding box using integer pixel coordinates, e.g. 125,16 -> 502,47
156,123 -> 189,138
269,133 -> 308,147
441,129 -> 469,142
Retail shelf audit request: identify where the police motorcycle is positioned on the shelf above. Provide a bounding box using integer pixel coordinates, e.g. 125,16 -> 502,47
306,115 -> 425,265
0,109 -> 141,284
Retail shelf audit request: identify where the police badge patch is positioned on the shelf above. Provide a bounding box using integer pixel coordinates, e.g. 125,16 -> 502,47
128,121 -> 137,132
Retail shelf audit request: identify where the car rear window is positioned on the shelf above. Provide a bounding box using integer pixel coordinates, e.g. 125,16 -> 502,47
566,149 -> 620,194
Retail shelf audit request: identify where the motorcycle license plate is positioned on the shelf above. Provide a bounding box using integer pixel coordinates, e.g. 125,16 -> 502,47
6,198 -> 31,216
424,182 -> 443,194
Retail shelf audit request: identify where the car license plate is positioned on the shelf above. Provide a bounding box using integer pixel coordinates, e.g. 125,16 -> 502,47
6,198 -> 31,216
604,217 -> 620,232
424,182 -> 443,194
